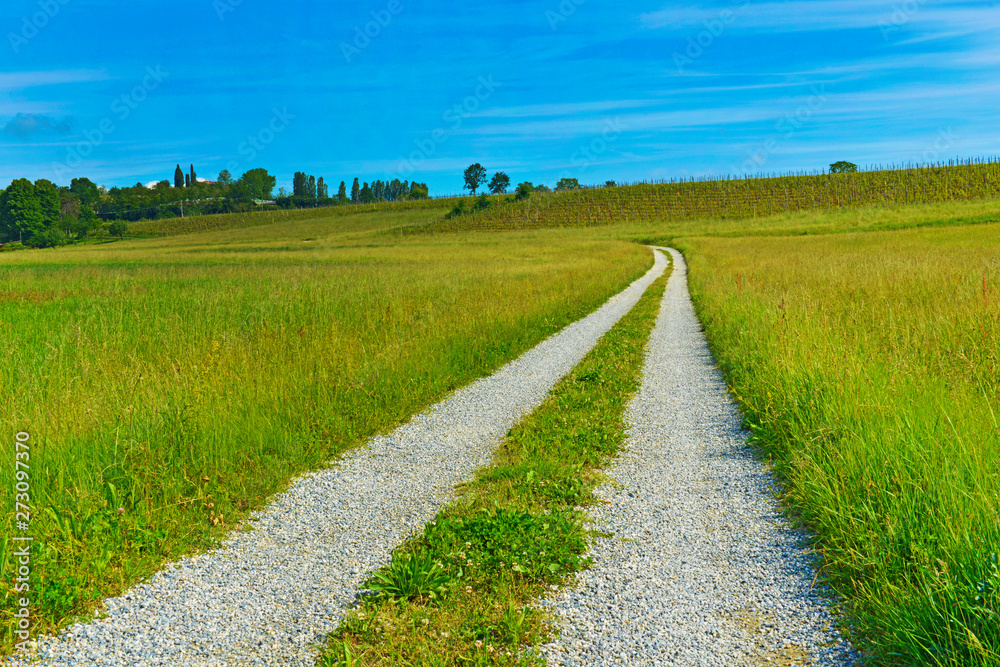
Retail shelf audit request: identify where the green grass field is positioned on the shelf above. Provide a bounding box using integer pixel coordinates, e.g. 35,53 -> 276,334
3,174 -> 999,665
0,205 -> 650,647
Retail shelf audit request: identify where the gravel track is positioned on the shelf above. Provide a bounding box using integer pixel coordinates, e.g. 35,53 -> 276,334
540,248 -> 858,667
13,252 -> 668,667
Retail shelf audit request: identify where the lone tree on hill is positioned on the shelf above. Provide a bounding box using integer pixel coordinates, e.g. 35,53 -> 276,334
488,171 -> 510,195
830,161 -> 859,173
174,165 -> 185,188
463,163 -> 487,196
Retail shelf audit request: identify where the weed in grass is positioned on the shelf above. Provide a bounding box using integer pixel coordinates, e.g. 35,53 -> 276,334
366,552 -> 453,602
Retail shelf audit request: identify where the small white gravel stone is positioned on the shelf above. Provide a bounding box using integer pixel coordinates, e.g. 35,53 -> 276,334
9,251 -> 669,667
538,248 -> 860,667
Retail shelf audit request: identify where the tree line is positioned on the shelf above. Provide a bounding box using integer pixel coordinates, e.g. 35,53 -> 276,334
282,173 -> 428,209
0,166 -> 431,247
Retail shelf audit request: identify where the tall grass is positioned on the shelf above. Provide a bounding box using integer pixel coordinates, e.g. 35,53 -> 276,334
0,211 -> 650,650
681,225 -> 1000,665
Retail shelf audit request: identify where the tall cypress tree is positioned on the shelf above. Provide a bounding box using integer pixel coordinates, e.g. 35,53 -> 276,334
307,175 -> 317,199
293,172 -> 307,197
351,178 -> 360,203
190,164 -> 197,185
338,181 -> 347,202
185,174 -> 191,188
175,165 -> 185,188
317,177 -> 327,199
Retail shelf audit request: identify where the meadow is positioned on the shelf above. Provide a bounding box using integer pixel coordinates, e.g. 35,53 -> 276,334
0,204 -> 650,647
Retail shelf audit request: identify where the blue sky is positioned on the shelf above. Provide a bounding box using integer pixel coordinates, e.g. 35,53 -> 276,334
1,0 -> 998,195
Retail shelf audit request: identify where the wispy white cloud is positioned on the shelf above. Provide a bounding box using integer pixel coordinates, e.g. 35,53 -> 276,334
639,0 -> 1000,34
472,100 -> 661,119
0,70 -> 109,93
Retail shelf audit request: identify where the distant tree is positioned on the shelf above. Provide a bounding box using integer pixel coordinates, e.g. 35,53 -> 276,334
373,180 -> 384,201
359,182 -> 374,203
185,174 -> 191,188
338,180 -> 348,202
463,163 -> 487,195
488,172 -> 510,195
278,187 -> 290,198
34,179 -> 61,227
230,168 -> 277,201
0,178 -> 45,243
830,161 -> 859,173
605,180 -> 617,187
190,164 -> 197,184
407,182 -> 429,199
58,187 -> 81,220
70,177 -> 100,207
108,220 -> 128,240
317,177 -> 328,199
76,203 -> 98,239
293,172 -> 307,196
218,170 -> 233,186
388,179 -> 405,201
555,177 -> 580,191
307,175 -> 317,199
31,227 -> 63,248
534,184 -> 551,193
175,165 -> 185,188
351,178 -> 360,203
515,182 -> 534,201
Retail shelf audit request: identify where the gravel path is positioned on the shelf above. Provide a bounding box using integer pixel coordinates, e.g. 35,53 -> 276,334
12,252 -> 668,667
540,248 -> 858,667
